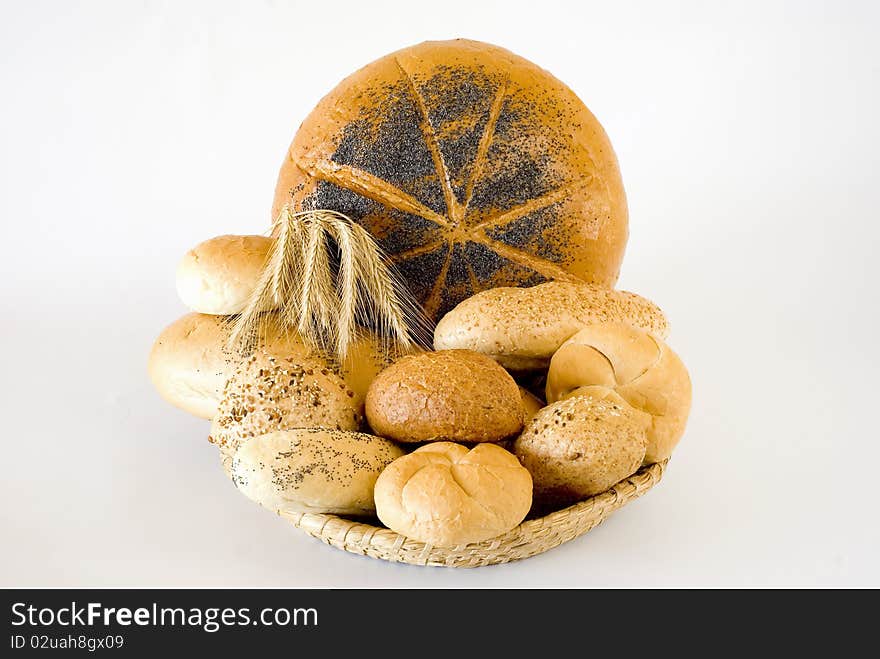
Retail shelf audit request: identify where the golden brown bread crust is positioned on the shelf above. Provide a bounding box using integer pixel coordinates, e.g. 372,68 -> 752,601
374,442 -> 532,547
546,323 -> 692,463
434,281 -> 669,370
519,386 -> 545,424
148,312 -> 312,420
336,335 -> 404,409
273,39 -> 627,321
365,349 -> 523,443
513,390 -> 648,505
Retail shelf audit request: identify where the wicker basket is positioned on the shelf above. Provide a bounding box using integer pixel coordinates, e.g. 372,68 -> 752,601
276,460 -> 668,568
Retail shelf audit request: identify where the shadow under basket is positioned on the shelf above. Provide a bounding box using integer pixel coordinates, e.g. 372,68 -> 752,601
277,460 -> 668,568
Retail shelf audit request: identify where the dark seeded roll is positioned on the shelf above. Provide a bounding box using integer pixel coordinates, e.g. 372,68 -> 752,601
365,349 -> 524,443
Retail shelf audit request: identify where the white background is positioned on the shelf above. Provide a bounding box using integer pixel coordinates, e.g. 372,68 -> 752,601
2,0 -> 878,587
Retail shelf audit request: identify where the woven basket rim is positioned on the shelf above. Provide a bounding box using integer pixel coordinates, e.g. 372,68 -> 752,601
277,459 -> 668,568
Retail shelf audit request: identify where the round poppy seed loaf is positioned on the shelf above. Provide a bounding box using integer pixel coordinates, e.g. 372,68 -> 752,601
273,39 -> 628,321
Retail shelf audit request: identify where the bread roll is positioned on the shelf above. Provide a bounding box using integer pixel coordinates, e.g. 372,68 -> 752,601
434,281 -> 669,370
519,386 -> 544,424
149,305 -> 390,421
513,390 -> 649,504
365,350 -> 523,443
337,334 -> 401,409
211,348 -> 363,469
148,313 -> 237,419
374,442 -> 532,547
273,39 -> 628,321
148,312 -> 313,420
232,429 -> 404,515
176,235 -> 274,315
546,323 -> 691,463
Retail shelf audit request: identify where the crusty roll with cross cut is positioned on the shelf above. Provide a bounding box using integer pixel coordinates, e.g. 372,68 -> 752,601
546,323 -> 692,463
374,442 -> 532,547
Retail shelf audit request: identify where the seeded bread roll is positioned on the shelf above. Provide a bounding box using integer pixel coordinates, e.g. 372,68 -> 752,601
211,349 -> 363,471
546,323 -> 691,463
176,235 -> 275,315
365,350 -> 523,443
232,429 -> 404,515
433,281 -> 669,370
514,389 -> 649,505
374,442 -> 532,547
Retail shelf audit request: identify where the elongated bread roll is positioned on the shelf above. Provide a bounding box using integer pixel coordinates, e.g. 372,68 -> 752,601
148,313 -> 233,419
148,312 -> 313,420
434,281 -> 669,370
149,307 -> 390,423
232,429 -> 404,515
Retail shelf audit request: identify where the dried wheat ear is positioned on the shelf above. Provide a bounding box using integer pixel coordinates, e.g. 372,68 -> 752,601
228,207 -> 432,360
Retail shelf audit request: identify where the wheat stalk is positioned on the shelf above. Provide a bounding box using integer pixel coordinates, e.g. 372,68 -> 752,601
322,213 -> 357,356
228,206 -> 430,360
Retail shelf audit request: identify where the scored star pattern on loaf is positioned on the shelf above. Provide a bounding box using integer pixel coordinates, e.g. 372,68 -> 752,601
287,52 -> 615,320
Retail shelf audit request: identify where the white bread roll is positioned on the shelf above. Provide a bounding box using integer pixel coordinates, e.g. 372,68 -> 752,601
176,235 -> 275,315
546,323 -> 692,463
232,429 -> 404,515
433,281 -> 669,370
374,442 -> 532,547
148,312 -> 310,420
149,306 -> 389,423
148,313 -> 236,419
513,389 -> 649,504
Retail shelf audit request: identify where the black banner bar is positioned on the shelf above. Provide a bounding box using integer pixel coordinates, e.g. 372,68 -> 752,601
0,588 -> 869,653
